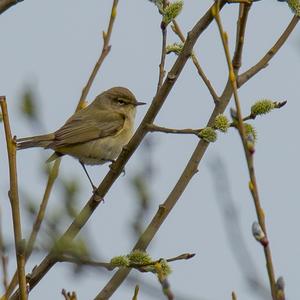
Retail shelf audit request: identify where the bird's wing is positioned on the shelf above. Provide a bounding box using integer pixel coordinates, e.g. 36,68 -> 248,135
47,109 -> 125,149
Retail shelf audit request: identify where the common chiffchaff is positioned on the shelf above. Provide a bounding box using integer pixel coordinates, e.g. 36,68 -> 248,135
17,87 -> 145,188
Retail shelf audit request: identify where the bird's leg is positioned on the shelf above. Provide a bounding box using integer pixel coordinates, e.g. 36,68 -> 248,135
79,161 -> 97,191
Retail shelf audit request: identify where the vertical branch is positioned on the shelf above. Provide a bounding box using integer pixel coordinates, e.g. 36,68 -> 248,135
212,2 -> 277,299
0,206 -> 9,293
5,160 -> 61,298
157,0 -> 168,92
0,97 -> 27,300
232,3 -> 251,72
75,0 -> 119,111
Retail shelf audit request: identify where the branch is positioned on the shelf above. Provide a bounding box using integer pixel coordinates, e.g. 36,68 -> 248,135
0,97 -> 27,300
57,252 -> 195,272
61,289 -> 77,300
132,285 -> 139,300
0,206 -> 9,293
146,123 -> 202,137
157,0 -> 168,92
10,2 -> 229,299
5,159 -> 61,298
75,0 -> 119,112
238,16 -> 299,87
232,3 -> 252,72
213,2 -> 277,298
0,0 -> 24,15
171,20 -> 220,103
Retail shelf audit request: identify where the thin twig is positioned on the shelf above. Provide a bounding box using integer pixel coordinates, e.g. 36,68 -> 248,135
232,3 -> 252,73
228,0 -> 251,3
213,2 -> 277,299
62,289 -> 77,300
10,3 -> 229,299
0,0 -> 24,15
75,0 -> 119,112
171,20 -> 219,103
0,206 -> 9,293
57,252 -> 195,271
157,0 -> 168,92
0,97 -> 27,300
238,16 -> 299,87
147,124 -> 202,137
5,159 -> 61,298
132,285 -> 139,300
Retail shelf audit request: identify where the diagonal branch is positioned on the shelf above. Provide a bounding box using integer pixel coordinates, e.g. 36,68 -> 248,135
238,16 -> 299,87
0,97 -> 27,300
0,0 -> 24,15
171,20 -> 220,103
146,123 -> 203,137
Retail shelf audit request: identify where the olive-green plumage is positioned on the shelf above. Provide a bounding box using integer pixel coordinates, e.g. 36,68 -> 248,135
17,87 -> 145,165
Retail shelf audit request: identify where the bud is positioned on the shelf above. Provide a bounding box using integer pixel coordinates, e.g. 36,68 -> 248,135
276,276 -> 286,300
244,123 -> 257,143
162,1 -> 184,26
250,99 -> 275,117
128,249 -> 152,265
230,108 -> 238,121
288,0 -> 300,16
199,127 -> 217,143
110,255 -> 130,267
213,114 -> 230,132
159,259 -> 172,277
252,222 -> 268,247
166,43 -> 184,55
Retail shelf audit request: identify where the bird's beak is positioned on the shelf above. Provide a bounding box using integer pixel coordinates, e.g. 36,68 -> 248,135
135,101 -> 146,106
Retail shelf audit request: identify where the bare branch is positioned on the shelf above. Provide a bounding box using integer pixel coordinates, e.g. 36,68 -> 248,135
238,16 -> 299,87
171,20 -> 220,103
157,0 -> 168,92
75,0 -> 119,112
62,289 -> 77,300
147,124 -> 202,137
213,2 -> 278,298
0,97 -> 27,300
0,0 -> 24,15
132,285 -> 139,300
0,206 -> 9,293
5,160 -> 61,298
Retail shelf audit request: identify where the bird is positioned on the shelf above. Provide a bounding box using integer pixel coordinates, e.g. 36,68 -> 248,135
17,87 -> 145,189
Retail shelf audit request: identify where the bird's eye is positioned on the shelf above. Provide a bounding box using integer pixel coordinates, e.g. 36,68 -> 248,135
117,98 -> 126,105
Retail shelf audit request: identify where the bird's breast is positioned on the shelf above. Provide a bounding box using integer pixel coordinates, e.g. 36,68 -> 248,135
61,117 -> 134,165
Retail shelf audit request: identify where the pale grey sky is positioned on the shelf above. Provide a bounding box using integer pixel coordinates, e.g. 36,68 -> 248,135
0,1 -> 299,300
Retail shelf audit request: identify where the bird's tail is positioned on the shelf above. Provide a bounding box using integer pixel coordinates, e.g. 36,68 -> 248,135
16,133 -> 54,150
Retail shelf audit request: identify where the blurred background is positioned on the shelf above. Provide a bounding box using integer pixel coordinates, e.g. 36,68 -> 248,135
0,1 -> 299,299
